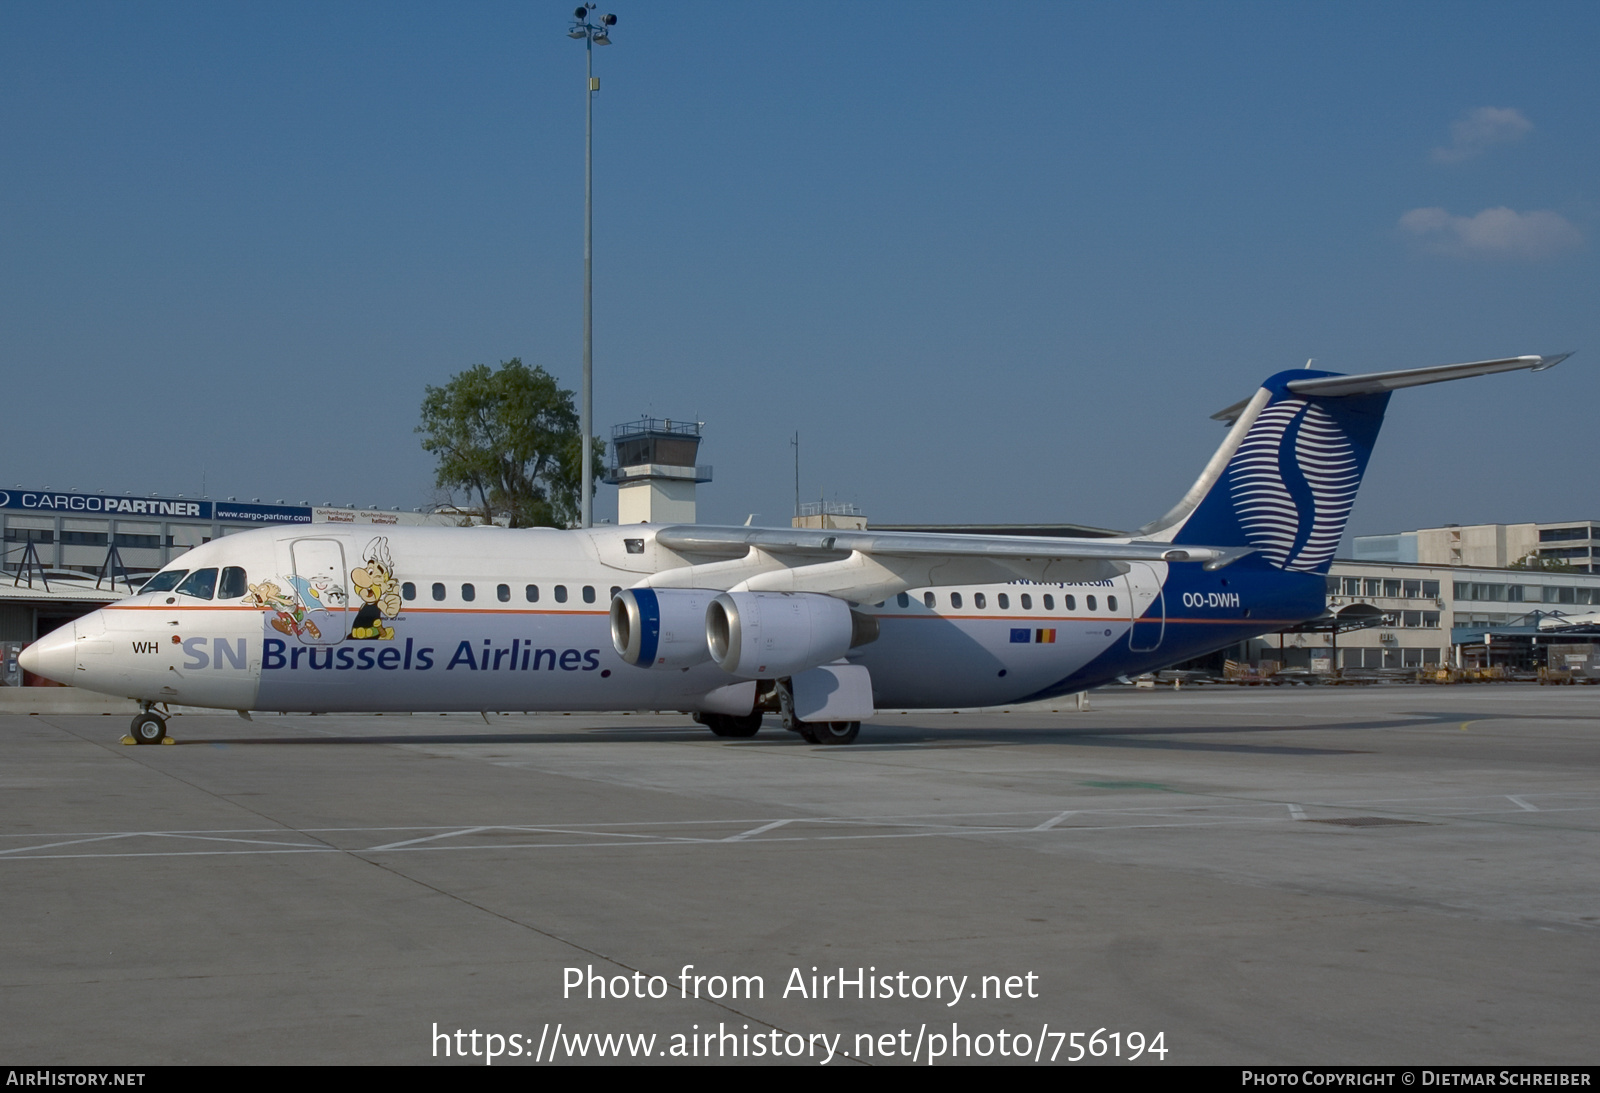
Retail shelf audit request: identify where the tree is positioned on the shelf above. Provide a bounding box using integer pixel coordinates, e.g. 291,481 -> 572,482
417,359 -> 602,528
1509,553 -> 1576,572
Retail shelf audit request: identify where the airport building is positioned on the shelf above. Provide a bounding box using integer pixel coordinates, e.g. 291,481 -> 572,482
1252,559 -> 1600,673
1354,520 -> 1600,573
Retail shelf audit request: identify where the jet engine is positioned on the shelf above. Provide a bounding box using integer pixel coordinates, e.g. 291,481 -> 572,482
706,591 -> 878,679
610,588 -> 718,668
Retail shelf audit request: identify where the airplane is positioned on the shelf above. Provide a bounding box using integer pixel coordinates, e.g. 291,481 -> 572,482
21,352 -> 1572,746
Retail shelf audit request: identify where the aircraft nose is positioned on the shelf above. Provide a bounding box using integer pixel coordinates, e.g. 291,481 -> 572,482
19,623 -> 76,684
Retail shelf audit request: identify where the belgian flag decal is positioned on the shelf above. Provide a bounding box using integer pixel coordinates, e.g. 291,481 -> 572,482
1010,628 -> 1057,644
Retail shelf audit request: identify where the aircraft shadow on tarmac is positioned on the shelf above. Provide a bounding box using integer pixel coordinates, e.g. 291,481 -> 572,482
158,717 -> 1436,755
162,707 -> 1584,755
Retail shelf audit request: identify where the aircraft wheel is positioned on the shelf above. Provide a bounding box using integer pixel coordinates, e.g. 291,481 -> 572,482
702,713 -> 762,738
130,713 -> 167,745
808,720 -> 859,746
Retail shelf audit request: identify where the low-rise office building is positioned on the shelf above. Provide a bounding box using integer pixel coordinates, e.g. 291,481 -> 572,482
1255,559 -> 1600,672
1355,520 -> 1600,573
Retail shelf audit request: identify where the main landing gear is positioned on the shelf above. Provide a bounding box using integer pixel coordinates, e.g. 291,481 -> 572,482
777,679 -> 860,746
800,720 -> 860,745
128,703 -> 169,745
693,679 -> 864,745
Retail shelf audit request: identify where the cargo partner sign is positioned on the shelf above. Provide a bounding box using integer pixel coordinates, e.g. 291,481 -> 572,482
0,490 -> 311,524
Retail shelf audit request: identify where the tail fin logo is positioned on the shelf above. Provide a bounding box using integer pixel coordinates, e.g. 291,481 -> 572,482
1227,398 -> 1359,572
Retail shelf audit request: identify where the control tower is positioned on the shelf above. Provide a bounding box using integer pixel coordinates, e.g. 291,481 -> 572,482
604,417 -> 713,524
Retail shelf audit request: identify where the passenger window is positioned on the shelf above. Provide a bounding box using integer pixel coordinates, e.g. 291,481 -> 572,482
897,592 -> 910,608
1020,593 -> 1031,610
1108,595 -> 1118,612
974,592 -> 986,609
923,592 -> 936,608
555,585 -> 568,603
175,568 -> 218,600
462,584 -> 476,602
1043,594 -> 1054,610
951,592 -> 963,609
141,569 -> 188,593
497,584 -> 510,602
582,585 -> 596,604
610,586 -> 621,599
1087,595 -> 1097,611
218,567 -> 249,599
432,583 -> 445,601
1064,594 -> 1076,610
997,593 -> 1009,609
525,584 -> 539,603
402,582 -> 416,601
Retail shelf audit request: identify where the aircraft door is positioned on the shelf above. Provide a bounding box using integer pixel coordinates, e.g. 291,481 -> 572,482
1126,562 -> 1165,652
289,538 -> 348,646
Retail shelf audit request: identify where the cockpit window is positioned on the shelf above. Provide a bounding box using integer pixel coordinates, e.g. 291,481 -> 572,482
218,567 -> 249,599
174,568 -> 218,600
142,570 -> 188,594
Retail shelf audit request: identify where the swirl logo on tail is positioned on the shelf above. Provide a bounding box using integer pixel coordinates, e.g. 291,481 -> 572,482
1227,399 -> 1359,572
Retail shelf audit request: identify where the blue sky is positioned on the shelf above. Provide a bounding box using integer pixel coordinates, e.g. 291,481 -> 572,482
2,2 -> 1595,536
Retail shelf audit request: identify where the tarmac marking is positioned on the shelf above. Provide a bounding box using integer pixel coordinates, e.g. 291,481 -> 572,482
1032,810 -> 1075,831
722,818 -> 794,842
6,789 -> 1594,862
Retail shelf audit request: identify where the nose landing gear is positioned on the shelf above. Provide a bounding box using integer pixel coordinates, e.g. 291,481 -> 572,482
126,704 -> 170,745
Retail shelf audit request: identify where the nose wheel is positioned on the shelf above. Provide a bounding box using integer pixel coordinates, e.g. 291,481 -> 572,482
128,710 -> 168,745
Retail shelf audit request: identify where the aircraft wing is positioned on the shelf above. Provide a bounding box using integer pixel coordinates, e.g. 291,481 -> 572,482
648,526 -> 1244,604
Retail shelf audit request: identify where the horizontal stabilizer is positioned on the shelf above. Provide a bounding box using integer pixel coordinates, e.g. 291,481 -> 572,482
1212,353 -> 1571,423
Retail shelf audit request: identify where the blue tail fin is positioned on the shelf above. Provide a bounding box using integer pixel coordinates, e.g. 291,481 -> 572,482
1138,353 -> 1568,574
1142,369 -> 1389,574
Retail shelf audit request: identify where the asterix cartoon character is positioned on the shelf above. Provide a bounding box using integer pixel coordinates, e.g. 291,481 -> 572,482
349,537 -> 401,640
245,580 -> 321,640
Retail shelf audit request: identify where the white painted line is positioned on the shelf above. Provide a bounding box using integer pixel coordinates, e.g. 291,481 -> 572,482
0,833 -> 138,856
365,826 -> 494,851
1033,811 -> 1075,831
144,832 -> 329,849
722,818 -> 794,842
1288,804 -> 1306,820
1507,795 -> 1539,812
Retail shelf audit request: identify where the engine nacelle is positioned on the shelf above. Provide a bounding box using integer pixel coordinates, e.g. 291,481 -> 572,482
611,588 -> 717,669
707,591 -> 873,679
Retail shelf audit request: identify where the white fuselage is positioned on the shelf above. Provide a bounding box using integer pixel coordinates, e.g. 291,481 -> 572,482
41,524 -> 1166,712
